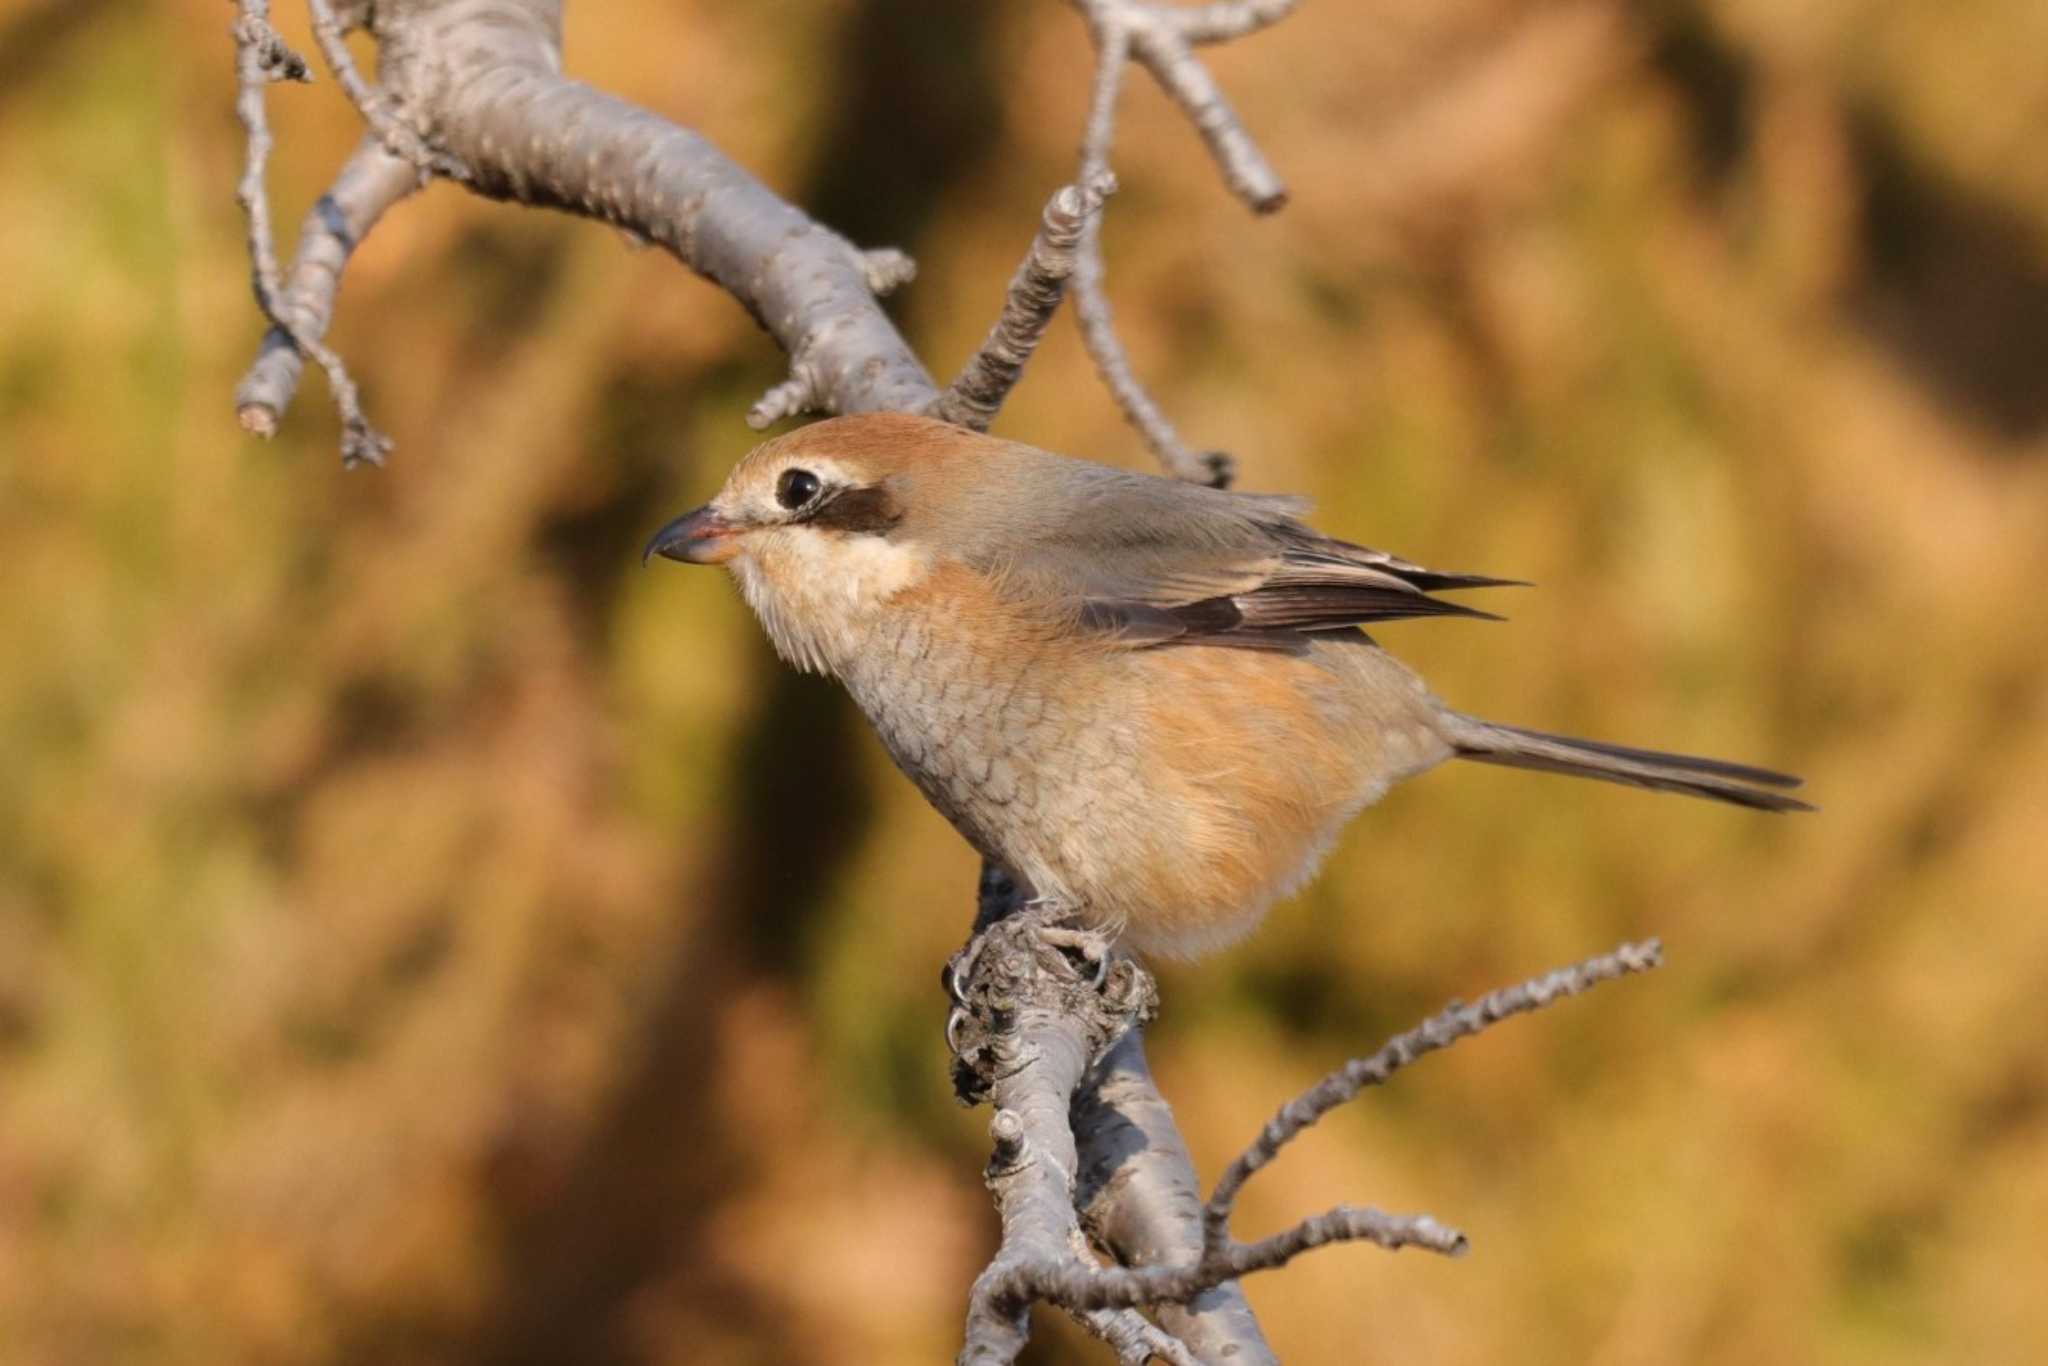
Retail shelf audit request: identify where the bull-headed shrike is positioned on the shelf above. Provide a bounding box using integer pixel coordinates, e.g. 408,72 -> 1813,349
646,413 -> 1806,959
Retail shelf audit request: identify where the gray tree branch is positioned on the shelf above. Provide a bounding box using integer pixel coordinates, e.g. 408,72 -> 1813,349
1059,0 -> 1305,487
233,2 -> 393,466
930,173 -> 1119,432
1205,938 -> 1664,1250
1076,1032 -> 1275,1364
949,890 -> 1163,1365
233,0 -> 939,455
950,918 -> 1662,1363
235,134 -> 420,435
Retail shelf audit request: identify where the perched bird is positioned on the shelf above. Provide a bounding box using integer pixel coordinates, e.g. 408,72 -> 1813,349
646,413 -> 1807,959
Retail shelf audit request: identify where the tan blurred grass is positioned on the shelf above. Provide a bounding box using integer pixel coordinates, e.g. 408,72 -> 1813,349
1,0 -> 2045,1361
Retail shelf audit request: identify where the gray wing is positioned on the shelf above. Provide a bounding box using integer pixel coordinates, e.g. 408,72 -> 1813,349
959,455 -> 1516,652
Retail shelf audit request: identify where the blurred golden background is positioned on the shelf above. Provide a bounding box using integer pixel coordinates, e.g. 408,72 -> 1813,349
3,0 -> 2046,1361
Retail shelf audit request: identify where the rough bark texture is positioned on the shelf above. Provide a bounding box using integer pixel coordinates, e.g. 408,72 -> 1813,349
1076,1033 -> 1276,1364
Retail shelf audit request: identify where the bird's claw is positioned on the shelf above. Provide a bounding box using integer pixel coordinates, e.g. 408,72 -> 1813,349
945,900 -> 1118,1062
1024,918 -> 1115,988
946,936 -> 986,1006
1024,909 -> 1122,995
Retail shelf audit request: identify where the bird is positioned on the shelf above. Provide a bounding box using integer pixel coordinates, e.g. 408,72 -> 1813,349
645,412 -> 1808,959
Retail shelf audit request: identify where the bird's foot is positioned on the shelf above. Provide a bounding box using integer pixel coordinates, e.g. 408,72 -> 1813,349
946,897 -> 1109,1009
1015,898 -> 1115,988
944,901 -> 1158,1104
944,897 -> 1132,1088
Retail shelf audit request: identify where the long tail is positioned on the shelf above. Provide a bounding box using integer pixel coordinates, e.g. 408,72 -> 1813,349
1441,715 -> 1813,813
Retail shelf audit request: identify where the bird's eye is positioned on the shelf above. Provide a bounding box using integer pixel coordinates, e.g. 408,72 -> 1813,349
776,468 -> 822,510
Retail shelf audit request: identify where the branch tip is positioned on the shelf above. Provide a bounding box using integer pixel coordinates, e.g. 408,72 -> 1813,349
748,369 -> 822,429
237,403 -> 279,438
341,420 -> 393,469
1065,0 -> 1302,474
232,3 -> 396,465
988,1108 -> 1028,1172
1203,938 -> 1666,1249
862,247 -> 917,296
232,14 -> 311,83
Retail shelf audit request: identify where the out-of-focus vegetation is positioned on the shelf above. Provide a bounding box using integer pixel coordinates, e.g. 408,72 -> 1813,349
2,0 -> 2045,1361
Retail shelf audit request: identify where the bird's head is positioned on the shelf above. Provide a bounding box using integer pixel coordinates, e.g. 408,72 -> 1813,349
644,412 -> 986,673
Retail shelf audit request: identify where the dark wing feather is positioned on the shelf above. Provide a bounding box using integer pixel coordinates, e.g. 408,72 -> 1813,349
1077,600 -> 1313,653
956,447 -> 1517,651
1229,576 -> 1503,631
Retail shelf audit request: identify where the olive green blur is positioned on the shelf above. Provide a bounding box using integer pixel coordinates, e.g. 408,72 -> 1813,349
1,0 -> 2044,1362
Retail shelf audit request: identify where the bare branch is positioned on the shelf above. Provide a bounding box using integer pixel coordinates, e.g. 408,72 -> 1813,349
304,0 -> 462,179
1069,1227 -> 1202,1366
1075,1303 -> 1199,1366
930,173 -> 1118,431
1078,10 -> 1133,173
1076,1031 -> 1277,1363
952,909 -> 1160,1365
956,931 -> 1660,1357
1204,938 -> 1666,1253
235,135 -> 421,433
232,0 -> 938,459
1081,1032 -> 1269,1359
1071,214 -> 1234,487
1123,22 -> 1285,213
1004,1202 -> 1466,1315
1068,17 -> 1217,483
1074,0 -> 1291,212
861,247 -> 918,296
234,8 -> 309,82
747,367 -> 822,430
1171,0 -> 1302,45
1063,0 -> 1299,485
232,2 -> 391,465
1231,1202 -> 1468,1268
374,1 -> 938,418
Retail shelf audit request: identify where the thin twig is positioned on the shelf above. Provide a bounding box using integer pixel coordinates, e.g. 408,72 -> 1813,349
1071,211 -> 1232,486
304,0 -> 465,180
1075,1305 -> 1199,1366
1204,938 -> 1665,1253
1172,0 -> 1303,45
956,931 -> 1660,1357
1123,21 -> 1285,212
1065,0 -> 1296,485
929,172 -> 1118,431
747,366 -> 822,429
232,2 -> 391,465
1075,1031 -> 1276,1363
1069,1231 -> 1201,1366
1000,1203 -> 1467,1314
1075,0 -> 1291,211
1069,17 -> 1213,482
235,134 -> 421,433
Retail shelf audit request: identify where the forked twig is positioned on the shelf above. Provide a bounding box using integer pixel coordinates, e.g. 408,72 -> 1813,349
953,921 -> 1665,1364
231,2 -> 392,466
1060,0 -> 1303,485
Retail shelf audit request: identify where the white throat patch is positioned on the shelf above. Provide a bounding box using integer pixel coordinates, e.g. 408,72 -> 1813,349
730,527 -> 928,676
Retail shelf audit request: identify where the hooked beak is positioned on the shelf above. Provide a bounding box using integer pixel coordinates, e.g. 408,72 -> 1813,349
642,504 -> 742,566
